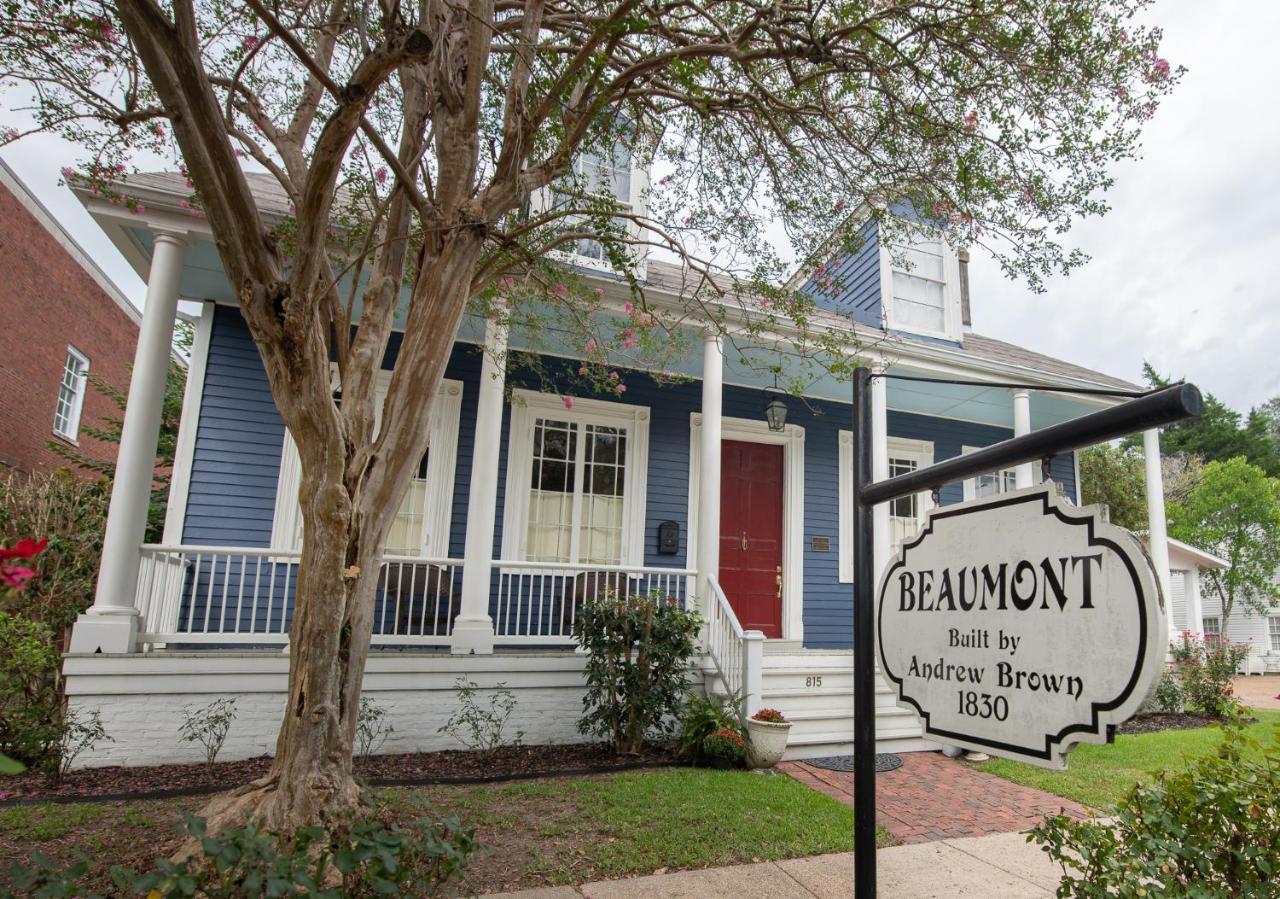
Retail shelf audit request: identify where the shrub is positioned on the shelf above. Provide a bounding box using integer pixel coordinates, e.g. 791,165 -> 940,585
574,589 -> 701,754
437,677 -> 523,753
751,708 -> 787,724
1149,667 -> 1184,714
678,692 -> 744,764
1171,632 -> 1249,717
356,696 -> 395,759
179,698 -> 237,765
1032,713 -> 1280,896
0,611 -> 62,768
58,708 -> 111,776
5,808 -> 478,898
701,727 -> 747,765
0,472 -> 109,638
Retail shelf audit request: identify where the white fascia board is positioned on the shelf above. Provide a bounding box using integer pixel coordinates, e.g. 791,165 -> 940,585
1165,537 -> 1230,571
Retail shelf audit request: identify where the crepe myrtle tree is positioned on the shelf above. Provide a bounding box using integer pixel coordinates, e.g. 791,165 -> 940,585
2,0 -> 1176,832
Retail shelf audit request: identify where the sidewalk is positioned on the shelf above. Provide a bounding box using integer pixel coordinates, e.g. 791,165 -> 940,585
486,830 -> 1066,898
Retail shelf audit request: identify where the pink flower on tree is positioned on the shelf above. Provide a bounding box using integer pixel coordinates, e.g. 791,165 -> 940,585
562,396 -> 574,410
623,301 -> 634,315
375,167 -> 388,184
593,287 -> 605,299
1150,58 -> 1170,81
242,35 -> 261,52
963,110 -> 978,129
617,383 -> 627,394
552,283 -> 568,297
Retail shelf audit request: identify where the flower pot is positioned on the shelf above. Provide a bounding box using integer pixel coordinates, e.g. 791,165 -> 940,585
746,719 -> 791,768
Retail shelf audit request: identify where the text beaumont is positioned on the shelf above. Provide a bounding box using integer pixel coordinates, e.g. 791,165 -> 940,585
896,556 -> 1103,613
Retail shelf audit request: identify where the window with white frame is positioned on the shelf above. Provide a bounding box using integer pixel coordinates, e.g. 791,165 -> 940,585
1269,616 -> 1280,653
839,433 -> 933,581
1203,616 -> 1221,641
962,446 -> 1018,500
270,375 -> 463,557
549,141 -> 640,267
53,346 -> 90,441
880,227 -> 959,339
502,391 -> 649,566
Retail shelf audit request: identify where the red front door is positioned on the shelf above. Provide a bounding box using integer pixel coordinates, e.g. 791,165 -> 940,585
719,440 -> 784,638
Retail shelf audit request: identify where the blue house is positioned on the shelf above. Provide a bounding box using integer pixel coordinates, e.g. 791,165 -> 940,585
62,171 -> 1170,768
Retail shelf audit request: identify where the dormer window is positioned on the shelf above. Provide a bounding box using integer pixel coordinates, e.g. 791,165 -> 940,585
879,225 -> 962,340
545,139 -> 647,273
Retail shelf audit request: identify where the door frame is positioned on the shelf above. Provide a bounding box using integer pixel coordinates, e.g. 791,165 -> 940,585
688,413 -> 805,642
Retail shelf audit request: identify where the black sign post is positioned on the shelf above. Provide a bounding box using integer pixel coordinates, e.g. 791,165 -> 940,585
849,367 -> 1202,898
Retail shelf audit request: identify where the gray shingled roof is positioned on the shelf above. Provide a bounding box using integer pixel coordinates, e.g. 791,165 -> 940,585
118,172 -> 1138,391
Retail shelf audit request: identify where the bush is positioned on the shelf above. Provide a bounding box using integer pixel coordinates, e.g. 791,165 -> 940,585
1148,668 -> 1184,714
1032,713 -> 1280,896
678,692 -> 744,764
0,611 -> 63,769
179,698 -> 237,765
437,677 -> 523,753
58,708 -> 111,776
1171,632 -> 1249,717
0,471 -> 109,638
356,696 -> 395,759
574,589 -> 701,754
5,807 -> 478,898
701,727 -> 747,766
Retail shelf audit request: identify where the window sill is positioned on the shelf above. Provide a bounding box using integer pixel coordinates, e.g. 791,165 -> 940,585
51,431 -> 80,447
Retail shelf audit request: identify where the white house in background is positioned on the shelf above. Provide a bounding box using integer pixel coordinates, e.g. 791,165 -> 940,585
1198,570 -> 1280,675
59,168 -> 1176,769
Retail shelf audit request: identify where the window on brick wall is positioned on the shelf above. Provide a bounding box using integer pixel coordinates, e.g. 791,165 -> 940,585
53,346 -> 90,442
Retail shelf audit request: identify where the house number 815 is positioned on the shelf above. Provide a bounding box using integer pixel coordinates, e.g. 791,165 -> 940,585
806,676 -> 823,688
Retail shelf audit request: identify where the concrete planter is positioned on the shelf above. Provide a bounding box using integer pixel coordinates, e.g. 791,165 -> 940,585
746,718 -> 791,768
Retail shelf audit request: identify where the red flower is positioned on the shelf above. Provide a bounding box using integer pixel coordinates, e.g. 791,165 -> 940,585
0,566 -> 35,589
0,538 -> 47,561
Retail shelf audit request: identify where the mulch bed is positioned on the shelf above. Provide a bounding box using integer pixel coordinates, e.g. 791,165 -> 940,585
0,742 -> 677,805
1116,711 -> 1247,735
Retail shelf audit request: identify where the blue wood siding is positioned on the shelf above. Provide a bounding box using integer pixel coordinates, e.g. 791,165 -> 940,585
182,307 -> 1077,649
799,218 -> 881,326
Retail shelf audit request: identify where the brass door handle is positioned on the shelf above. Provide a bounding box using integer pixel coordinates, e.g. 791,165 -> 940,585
776,566 -> 783,598
741,532 -> 748,551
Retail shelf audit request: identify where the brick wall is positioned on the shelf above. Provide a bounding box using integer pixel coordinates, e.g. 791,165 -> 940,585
0,178 -> 140,475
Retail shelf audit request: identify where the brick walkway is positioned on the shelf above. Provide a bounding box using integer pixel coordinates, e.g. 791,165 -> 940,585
781,752 -> 1087,845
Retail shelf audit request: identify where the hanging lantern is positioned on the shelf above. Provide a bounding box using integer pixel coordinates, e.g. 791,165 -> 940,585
764,396 -> 788,431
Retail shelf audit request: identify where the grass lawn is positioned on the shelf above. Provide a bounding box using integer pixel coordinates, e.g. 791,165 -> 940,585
978,709 -> 1280,809
0,767 -> 886,894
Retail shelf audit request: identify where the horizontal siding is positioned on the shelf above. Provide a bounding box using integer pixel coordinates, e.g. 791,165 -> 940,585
182,307 -> 1078,651
800,218 -> 881,326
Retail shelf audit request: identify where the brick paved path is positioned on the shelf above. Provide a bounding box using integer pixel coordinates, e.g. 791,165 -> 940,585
781,752 -> 1087,845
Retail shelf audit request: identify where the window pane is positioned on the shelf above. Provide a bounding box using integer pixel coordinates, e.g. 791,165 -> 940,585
527,419 -> 578,562
1269,616 -> 1280,652
895,243 -> 944,280
1203,617 -> 1220,638
53,349 -> 88,439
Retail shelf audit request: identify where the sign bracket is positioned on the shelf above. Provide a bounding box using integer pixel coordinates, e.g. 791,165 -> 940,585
849,368 -> 1201,899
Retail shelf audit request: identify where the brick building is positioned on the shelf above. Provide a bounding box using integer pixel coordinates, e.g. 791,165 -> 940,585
0,159 -> 140,474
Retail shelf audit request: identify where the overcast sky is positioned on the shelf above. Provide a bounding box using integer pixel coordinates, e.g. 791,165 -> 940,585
3,0 -> 1276,413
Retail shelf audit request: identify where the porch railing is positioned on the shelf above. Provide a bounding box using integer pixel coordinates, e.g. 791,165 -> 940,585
135,544 -> 463,646
705,575 -> 764,718
492,560 -> 695,644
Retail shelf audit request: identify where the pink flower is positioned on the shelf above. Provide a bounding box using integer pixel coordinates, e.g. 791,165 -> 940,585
375,167 -> 388,184
593,287 -> 604,299
498,277 -> 516,290
623,302 -> 634,314
609,371 -> 619,381
60,166 -> 75,180
621,337 -> 638,350
834,198 -> 845,212
553,283 -> 568,297
0,566 -> 35,589
242,35 -> 261,52
1150,58 -> 1170,81
584,338 -> 597,353
562,396 -> 574,410
617,384 -> 627,394
578,367 -> 588,376
963,110 -> 978,129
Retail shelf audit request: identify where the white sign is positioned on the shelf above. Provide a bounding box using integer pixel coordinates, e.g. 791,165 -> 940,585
877,484 -> 1166,769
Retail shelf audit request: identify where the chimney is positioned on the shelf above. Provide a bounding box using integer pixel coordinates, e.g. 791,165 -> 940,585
958,247 -> 972,330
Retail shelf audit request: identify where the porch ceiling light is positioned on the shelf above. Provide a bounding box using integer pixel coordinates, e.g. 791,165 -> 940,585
764,396 -> 788,431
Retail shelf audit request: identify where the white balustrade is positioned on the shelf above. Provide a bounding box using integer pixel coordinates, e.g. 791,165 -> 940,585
705,575 -> 764,718
492,560 -> 695,644
134,545 -> 463,646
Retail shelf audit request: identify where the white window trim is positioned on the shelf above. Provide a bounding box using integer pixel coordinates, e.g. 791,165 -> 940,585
535,158 -> 651,276
960,445 -> 1018,501
53,345 -> 90,443
688,414 -> 805,642
270,373 -> 463,557
839,433 -> 934,583
878,229 -> 962,341
1268,616 -> 1280,653
500,389 -> 650,566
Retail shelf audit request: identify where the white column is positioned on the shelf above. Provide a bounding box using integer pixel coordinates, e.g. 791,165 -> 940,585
1185,568 -> 1203,638
71,232 -> 187,654
697,333 -> 723,606
452,317 -> 508,655
1143,428 -> 1175,643
871,364 -> 891,580
1012,389 -> 1034,488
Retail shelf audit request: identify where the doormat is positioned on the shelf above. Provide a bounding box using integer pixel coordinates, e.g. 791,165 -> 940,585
804,753 -> 903,773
